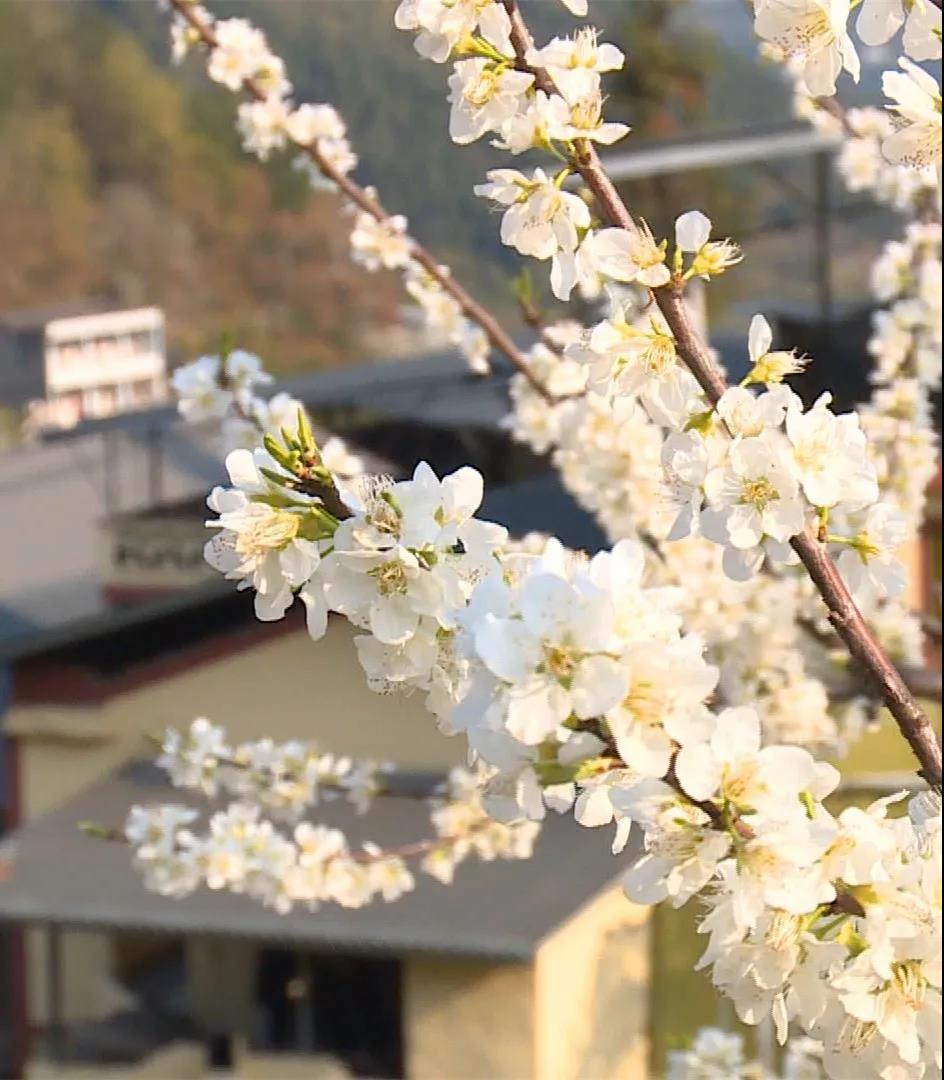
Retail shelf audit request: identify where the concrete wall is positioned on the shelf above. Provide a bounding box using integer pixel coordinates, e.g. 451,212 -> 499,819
403,957 -> 534,1080
535,886 -> 651,1080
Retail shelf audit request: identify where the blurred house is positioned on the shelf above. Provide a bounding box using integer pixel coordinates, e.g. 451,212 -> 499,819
0,352 -> 647,1080
0,303 -> 167,432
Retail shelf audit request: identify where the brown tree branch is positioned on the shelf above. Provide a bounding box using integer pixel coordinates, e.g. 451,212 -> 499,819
501,0 -> 942,788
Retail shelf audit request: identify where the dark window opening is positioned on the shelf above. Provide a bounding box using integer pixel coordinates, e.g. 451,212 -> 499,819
256,949 -> 403,1079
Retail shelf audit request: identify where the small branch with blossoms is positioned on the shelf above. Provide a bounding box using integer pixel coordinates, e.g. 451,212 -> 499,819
121,769 -> 539,913
99,718 -> 540,911
167,0 -> 559,400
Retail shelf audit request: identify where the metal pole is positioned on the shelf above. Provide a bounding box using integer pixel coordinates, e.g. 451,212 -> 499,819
148,425 -> 164,505
814,148 -> 834,332
103,429 -> 118,515
46,924 -> 64,1062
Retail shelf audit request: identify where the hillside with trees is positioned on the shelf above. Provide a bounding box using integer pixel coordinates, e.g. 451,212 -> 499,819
0,2 -> 401,373
0,1 -> 791,373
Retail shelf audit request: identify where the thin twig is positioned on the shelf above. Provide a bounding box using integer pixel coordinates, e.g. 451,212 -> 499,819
169,0 -> 555,402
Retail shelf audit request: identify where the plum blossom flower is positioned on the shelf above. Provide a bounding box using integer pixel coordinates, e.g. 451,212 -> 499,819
674,706 -> 825,818
236,97 -> 289,160
284,102 -> 347,145
882,60 -> 943,169
579,310 -> 683,404
660,430 -> 712,540
550,227 -> 643,301
323,463 -> 504,652
744,314 -> 807,385
604,635 -> 717,777
754,0 -> 860,97
473,567 -> 628,744
495,90 -> 572,155
527,29 -> 624,103
785,394 -> 879,509
627,220 -> 672,287
474,168 -> 591,260
614,779 -> 732,907
171,356 -> 233,423
675,210 -> 712,253
350,211 -> 412,271
857,0 -> 942,63
675,211 -> 743,280
447,60 -> 533,145
207,18 -> 272,91
835,503 -> 908,601
204,450 -> 323,624
702,433 -> 806,574
716,385 -> 794,439
560,87 -> 630,146
394,0 -> 512,64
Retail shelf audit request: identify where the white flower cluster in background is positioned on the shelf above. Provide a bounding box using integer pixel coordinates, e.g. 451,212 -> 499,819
771,27 -> 941,540
861,218 -> 941,536
157,717 -> 385,817
129,721 -> 539,911
171,348 -> 365,466
752,0 -> 941,114
668,1026 -> 826,1079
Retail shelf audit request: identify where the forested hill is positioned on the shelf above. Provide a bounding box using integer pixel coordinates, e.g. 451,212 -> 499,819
1,1 -> 792,374
0,2 -> 403,373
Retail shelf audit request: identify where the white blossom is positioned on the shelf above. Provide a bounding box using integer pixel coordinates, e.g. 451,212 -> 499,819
882,60 -> 943,169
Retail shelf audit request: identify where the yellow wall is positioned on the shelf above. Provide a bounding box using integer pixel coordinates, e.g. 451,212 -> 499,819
403,957 -> 534,1080
535,886 -> 651,1080
11,615 -> 465,823
900,535 -> 925,611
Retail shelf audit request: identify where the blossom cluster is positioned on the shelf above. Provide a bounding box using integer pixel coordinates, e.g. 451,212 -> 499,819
620,726 -> 942,1080
127,760 -> 538,913
770,18 -> 941,539
157,717 -> 385,817
668,1026 -> 825,1079
753,0 -> 941,114
181,429 -> 942,1077
506,339 -> 921,755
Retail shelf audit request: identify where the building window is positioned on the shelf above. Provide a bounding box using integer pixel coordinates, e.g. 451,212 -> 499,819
256,949 -> 403,1078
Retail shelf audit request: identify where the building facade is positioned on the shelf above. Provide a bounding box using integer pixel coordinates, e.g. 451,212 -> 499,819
0,304 -> 167,431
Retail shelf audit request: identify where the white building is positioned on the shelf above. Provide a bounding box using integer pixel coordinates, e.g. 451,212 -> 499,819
0,302 -> 167,430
